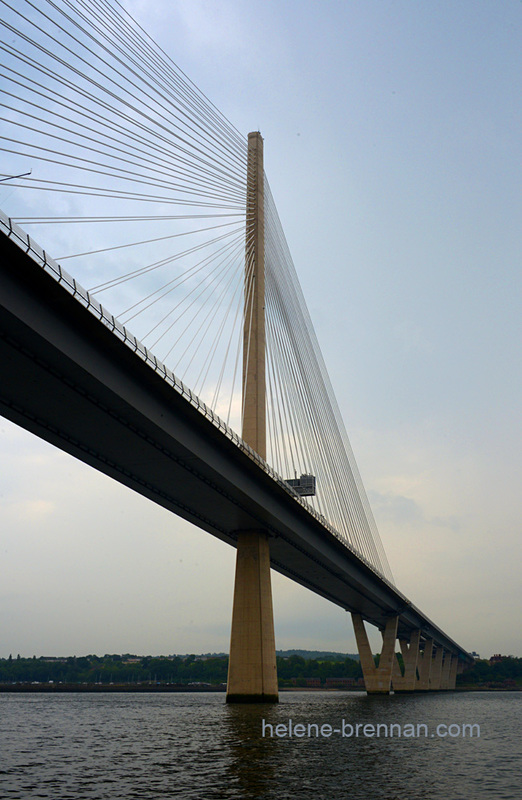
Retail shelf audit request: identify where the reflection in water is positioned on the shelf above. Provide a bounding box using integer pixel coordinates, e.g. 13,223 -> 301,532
0,691 -> 520,799
224,704 -> 279,800
222,691 -> 521,800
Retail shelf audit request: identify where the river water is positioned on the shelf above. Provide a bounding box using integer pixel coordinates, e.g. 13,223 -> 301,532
0,691 -> 519,799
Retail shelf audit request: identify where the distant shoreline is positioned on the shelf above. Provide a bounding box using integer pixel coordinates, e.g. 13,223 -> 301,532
0,683 -> 226,693
1,683 -> 519,694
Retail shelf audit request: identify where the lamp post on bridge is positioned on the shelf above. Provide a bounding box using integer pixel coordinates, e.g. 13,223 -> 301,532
226,132 -> 279,703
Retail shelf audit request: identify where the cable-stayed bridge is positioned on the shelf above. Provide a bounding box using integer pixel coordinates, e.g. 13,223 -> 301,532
0,0 -> 473,700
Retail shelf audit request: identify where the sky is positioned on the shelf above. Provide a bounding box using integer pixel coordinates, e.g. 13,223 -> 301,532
1,0 -> 521,660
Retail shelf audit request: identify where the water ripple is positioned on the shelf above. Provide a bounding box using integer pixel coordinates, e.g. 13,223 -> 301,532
0,691 -> 520,799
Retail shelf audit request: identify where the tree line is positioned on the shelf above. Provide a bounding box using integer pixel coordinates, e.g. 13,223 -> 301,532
0,653 -> 362,686
456,657 -> 522,687
1,654 -> 520,687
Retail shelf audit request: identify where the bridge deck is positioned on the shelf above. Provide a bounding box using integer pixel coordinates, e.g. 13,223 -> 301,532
0,213 -> 473,664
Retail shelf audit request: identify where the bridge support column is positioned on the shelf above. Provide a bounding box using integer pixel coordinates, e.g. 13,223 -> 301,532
429,646 -> 444,690
352,613 -> 398,694
447,655 -> 458,690
226,132 -> 278,703
392,630 -> 421,692
440,652 -> 452,690
417,638 -> 433,690
226,530 -> 278,703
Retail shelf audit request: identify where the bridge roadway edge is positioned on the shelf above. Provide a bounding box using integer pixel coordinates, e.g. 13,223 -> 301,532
0,224 -> 473,665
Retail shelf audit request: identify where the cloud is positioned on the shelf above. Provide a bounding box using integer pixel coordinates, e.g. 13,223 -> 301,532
13,500 -> 55,522
368,489 -> 460,531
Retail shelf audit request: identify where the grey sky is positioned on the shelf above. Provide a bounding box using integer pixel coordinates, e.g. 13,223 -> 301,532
1,0 -> 520,659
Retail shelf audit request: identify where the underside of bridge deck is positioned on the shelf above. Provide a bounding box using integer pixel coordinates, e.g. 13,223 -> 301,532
0,219 -> 474,691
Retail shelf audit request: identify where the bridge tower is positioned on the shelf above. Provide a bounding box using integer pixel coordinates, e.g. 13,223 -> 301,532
226,132 -> 279,703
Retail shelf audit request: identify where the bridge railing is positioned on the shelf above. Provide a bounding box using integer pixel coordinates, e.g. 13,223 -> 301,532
1,208 -> 403,597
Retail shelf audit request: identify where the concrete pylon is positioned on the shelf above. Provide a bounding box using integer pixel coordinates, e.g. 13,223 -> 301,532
352,613 -> 398,694
226,530 -> 278,703
417,638 -> 433,690
449,655 -> 459,690
242,131 -> 266,456
226,133 -> 278,703
440,652 -> 453,690
392,630 -> 421,692
429,646 -> 444,690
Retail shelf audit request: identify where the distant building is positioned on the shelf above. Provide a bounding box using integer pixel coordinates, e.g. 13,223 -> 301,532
489,654 -> 505,665
325,677 -> 356,688
290,677 -> 321,687
40,657 -> 67,663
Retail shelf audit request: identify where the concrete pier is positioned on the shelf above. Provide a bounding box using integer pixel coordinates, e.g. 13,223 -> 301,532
392,630 -> 421,692
352,613 -> 398,694
429,646 -> 444,690
226,133 -> 278,703
226,529 -> 278,702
